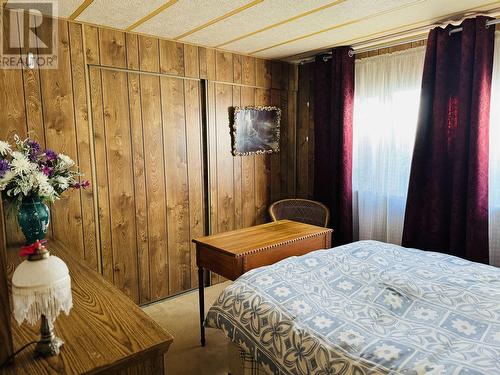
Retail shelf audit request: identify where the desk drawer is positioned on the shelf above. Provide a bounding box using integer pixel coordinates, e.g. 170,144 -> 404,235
197,245 -> 242,280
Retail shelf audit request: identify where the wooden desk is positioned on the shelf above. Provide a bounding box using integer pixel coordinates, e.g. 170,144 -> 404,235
193,220 -> 332,346
2,240 -> 173,374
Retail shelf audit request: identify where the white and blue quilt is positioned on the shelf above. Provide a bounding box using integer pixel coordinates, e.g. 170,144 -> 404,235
205,240 -> 500,375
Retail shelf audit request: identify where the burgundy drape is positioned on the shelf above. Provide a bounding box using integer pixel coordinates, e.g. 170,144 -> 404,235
402,17 -> 495,263
313,47 -> 354,245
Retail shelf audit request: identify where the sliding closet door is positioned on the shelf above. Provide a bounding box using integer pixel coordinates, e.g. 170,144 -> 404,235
89,66 -> 204,304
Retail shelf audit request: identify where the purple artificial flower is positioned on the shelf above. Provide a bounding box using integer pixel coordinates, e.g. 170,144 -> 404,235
0,159 -> 10,178
41,165 -> 53,176
45,149 -> 58,161
28,140 -> 41,161
73,180 -> 91,190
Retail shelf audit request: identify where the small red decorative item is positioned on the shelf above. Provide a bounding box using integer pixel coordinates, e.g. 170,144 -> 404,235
20,239 -> 48,257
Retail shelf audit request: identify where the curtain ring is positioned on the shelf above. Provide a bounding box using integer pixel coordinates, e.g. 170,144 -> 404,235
348,49 -> 354,58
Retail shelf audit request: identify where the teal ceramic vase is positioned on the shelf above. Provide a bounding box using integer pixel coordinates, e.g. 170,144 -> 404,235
17,197 -> 50,245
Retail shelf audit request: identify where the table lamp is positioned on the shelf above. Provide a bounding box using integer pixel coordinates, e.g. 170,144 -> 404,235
11,240 -> 73,357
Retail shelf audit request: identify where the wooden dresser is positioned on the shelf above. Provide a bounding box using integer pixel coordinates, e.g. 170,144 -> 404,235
193,220 -> 333,345
2,240 -> 173,374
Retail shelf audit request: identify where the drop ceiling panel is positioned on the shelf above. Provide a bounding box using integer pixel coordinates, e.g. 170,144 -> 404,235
77,0 -> 167,29
181,0 -> 339,47
57,0 -> 83,18
252,0 -> 499,59
222,0 -> 422,54
133,0 -> 251,40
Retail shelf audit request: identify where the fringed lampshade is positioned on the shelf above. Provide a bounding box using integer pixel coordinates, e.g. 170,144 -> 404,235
11,245 -> 72,357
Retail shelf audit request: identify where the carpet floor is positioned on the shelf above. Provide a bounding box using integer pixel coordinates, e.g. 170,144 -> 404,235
143,281 -> 232,375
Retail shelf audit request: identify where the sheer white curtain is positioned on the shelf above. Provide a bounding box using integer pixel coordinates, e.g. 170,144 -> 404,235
489,32 -> 500,266
353,47 -> 425,244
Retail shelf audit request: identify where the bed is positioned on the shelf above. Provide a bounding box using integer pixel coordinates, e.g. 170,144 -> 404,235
205,240 -> 500,374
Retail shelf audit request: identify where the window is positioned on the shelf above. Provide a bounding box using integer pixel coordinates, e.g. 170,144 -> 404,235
489,32 -> 500,266
353,47 -> 425,244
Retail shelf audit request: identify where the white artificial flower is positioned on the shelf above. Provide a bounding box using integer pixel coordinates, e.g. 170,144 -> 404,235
12,151 -> 25,160
373,344 -> 401,361
35,171 -> 49,186
0,170 -> 14,190
412,307 -> 438,321
18,176 -> 34,196
0,140 -> 12,156
312,315 -> 333,330
54,176 -> 69,190
413,359 -> 445,375
38,181 -> 56,200
10,152 -> 36,175
451,319 -> 477,336
337,281 -> 354,291
290,300 -> 311,315
338,329 -> 365,347
58,153 -> 75,168
384,292 -> 403,309
273,286 -> 291,298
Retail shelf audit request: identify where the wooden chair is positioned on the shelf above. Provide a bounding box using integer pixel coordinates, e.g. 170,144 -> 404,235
269,199 -> 330,228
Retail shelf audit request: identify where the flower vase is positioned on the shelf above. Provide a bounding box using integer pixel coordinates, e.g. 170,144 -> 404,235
17,197 -> 50,245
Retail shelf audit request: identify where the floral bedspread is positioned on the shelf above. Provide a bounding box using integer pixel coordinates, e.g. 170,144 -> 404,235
205,240 -> 500,375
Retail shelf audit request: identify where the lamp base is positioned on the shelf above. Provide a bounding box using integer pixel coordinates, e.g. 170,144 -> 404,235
35,315 -> 64,357
35,336 -> 64,357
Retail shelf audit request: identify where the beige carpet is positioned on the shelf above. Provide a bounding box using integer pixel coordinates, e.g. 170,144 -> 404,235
143,282 -> 232,375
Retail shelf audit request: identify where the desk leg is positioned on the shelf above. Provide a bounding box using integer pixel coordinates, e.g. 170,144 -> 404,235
198,267 -> 205,347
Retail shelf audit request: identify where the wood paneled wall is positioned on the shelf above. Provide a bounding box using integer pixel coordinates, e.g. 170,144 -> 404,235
0,16 -> 99,270
206,54 -> 297,284
0,10 -> 298,304
296,62 -> 315,199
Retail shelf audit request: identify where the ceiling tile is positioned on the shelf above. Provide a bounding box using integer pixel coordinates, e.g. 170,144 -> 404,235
181,0 -> 339,47
223,0 -> 422,54
252,0 -> 499,59
134,0 -> 252,40
77,0 -> 167,29
58,0 -> 85,18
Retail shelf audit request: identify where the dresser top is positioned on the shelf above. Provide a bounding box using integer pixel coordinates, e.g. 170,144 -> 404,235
193,220 -> 333,256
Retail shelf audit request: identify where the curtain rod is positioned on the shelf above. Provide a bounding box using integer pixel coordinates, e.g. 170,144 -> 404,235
298,17 -> 500,65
